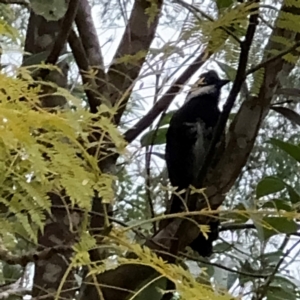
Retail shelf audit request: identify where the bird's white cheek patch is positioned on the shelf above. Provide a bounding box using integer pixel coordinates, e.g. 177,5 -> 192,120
185,85 -> 216,103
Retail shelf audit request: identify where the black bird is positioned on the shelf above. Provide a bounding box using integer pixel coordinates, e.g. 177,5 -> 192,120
165,70 -> 229,256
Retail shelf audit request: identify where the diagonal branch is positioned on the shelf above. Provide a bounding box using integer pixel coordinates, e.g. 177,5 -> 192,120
181,253 -> 269,279
246,39 -> 300,77
68,29 -> 100,109
124,49 -> 211,143
38,0 -> 80,80
75,0 -> 105,70
0,246 -> 71,267
46,0 -> 80,65
102,0 -> 163,122
75,0 -> 106,112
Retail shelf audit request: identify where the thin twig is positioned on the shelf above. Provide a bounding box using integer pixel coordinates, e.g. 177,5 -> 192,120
68,29 -> 99,111
174,0 -> 241,44
256,237 -> 300,300
182,253 -> 270,279
246,40 -> 300,77
145,70 -> 164,234
149,240 -> 270,279
0,246 -> 71,267
220,223 -> 256,232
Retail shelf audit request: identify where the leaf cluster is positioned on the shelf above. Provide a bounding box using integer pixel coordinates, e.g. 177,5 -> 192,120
0,69 -> 126,242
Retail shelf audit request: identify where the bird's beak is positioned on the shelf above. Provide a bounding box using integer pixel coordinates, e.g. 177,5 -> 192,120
219,79 -> 230,87
219,79 -> 230,88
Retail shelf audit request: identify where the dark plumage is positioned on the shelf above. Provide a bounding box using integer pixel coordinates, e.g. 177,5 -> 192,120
165,70 -> 228,256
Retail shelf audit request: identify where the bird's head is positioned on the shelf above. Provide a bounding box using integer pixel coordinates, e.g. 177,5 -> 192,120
196,70 -> 229,89
185,70 -> 229,102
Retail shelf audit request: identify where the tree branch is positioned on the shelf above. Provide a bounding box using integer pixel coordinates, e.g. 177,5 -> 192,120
0,0 -> 28,4
181,253 -> 269,279
219,223 -> 256,232
246,40 -> 300,77
98,0 -> 163,121
45,0 -> 80,65
75,0 -> 106,111
37,0 -> 80,80
124,49 -> 211,143
0,245 -> 71,267
68,29 -> 99,110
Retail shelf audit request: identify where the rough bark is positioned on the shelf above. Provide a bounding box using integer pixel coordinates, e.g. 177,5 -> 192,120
75,0 -> 107,102
23,7 -> 79,299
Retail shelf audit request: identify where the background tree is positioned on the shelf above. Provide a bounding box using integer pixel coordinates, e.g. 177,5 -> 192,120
0,0 -> 300,300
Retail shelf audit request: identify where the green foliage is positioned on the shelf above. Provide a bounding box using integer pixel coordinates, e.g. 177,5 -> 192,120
0,18 -> 19,42
256,176 -> 285,198
285,183 -> 300,204
140,111 -> 178,147
89,234 -> 235,300
145,0 -> 161,26
215,0 -> 234,11
251,67 -> 264,95
216,61 -> 236,81
140,127 -> 168,147
115,50 -> 148,65
182,1 -> 256,53
259,217 -> 298,241
271,106 -> 300,127
159,111 -> 176,127
269,138 -> 300,162
0,70 -> 126,242
29,0 -> 68,21
131,275 -> 168,300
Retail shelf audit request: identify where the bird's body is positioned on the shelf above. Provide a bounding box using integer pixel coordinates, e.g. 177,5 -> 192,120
164,70 -> 228,256
166,87 -> 221,203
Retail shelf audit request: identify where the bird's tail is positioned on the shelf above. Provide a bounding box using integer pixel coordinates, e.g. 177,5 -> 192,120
159,191 -> 220,257
189,218 -> 220,257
